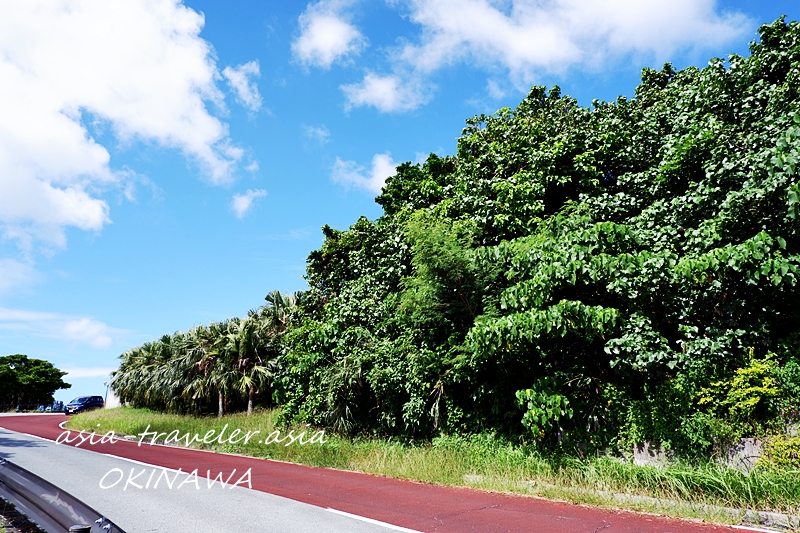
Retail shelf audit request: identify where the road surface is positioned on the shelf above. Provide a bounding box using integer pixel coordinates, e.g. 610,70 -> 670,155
0,415 -> 762,533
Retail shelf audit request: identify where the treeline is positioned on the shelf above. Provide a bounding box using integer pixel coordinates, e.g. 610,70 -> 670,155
113,292 -> 298,416
114,18 -> 800,457
0,354 -> 70,409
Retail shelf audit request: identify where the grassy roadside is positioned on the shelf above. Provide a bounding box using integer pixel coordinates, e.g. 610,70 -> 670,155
67,407 -> 799,527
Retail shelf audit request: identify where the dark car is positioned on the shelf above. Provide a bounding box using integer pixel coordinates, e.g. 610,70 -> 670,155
64,396 -> 105,415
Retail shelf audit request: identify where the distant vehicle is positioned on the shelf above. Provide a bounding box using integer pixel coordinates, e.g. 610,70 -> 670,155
64,396 -> 105,415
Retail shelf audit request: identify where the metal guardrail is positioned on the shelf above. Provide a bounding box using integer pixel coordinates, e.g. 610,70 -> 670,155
0,458 -> 123,533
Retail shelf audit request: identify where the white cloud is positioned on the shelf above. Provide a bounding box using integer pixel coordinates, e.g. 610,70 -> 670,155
0,258 -> 38,296
292,0 -> 366,68
332,153 -> 397,193
398,0 -> 750,80
0,307 -> 123,349
303,124 -> 331,144
61,318 -> 115,348
245,161 -> 260,173
486,79 -> 507,100
0,0 -> 250,250
344,0 -> 750,112
342,74 -> 430,113
62,366 -> 117,379
119,171 -> 163,203
223,61 -> 263,112
231,189 -> 268,218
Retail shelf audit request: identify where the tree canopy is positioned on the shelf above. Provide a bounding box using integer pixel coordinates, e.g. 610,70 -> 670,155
0,354 -> 71,408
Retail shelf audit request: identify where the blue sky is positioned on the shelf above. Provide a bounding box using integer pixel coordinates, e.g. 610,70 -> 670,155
0,0 -> 798,404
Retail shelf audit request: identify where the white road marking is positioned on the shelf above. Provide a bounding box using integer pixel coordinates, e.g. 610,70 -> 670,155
19,432 -> 50,441
326,508 -> 424,533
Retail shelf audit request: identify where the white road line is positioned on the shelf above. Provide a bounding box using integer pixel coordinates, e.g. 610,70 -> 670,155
19,432 -> 50,442
731,526 -> 782,533
325,508 -> 424,533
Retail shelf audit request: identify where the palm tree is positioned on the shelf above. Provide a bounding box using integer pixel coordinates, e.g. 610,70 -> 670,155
198,321 -> 238,417
244,291 -> 303,414
111,290 -> 303,416
261,290 -> 301,331
217,316 -> 275,415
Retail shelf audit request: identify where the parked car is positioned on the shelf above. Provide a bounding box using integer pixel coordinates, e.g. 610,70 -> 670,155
64,396 -> 104,415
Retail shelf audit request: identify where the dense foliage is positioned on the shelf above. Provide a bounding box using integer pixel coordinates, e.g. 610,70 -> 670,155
114,18 -> 800,457
0,354 -> 70,408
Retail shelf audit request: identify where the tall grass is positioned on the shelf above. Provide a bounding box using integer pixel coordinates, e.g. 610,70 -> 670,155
67,407 -> 800,519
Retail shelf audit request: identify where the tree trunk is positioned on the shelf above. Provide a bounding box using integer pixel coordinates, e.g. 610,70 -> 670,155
218,391 -> 224,417
247,386 -> 255,415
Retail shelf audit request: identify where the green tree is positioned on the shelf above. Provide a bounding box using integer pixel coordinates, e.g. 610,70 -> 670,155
0,355 -> 70,408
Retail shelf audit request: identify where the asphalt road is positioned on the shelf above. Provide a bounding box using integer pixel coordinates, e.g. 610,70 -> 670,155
0,415 -> 762,533
0,427 -> 405,533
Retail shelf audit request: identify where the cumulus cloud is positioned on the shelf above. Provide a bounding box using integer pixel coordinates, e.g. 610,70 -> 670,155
343,0 -> 750,112
341,74 -> 431,113
292,0 -> 367,68
223,61 -> 263,112
231,189 -> 268,218
0,0 -> 249,250
303,124 -> 331,144
0,307 -> 122,349
399,0 -> 750,77
332,153 -> 397,193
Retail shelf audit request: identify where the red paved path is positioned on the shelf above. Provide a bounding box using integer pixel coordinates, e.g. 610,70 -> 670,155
0,415 -> 752,533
